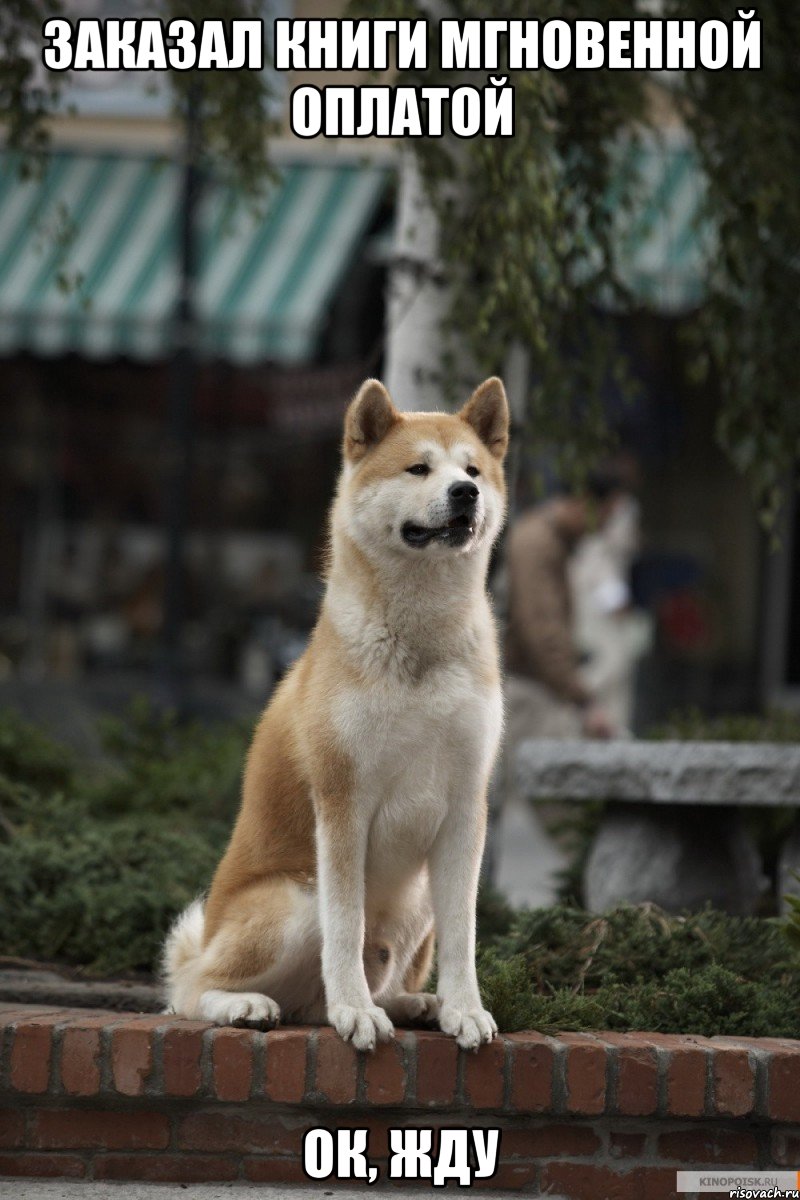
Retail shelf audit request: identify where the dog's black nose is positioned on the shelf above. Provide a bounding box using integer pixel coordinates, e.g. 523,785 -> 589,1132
448,480 -> 479,508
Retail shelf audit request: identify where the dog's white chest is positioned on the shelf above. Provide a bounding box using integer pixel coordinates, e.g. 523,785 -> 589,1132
333,662 -> 501,886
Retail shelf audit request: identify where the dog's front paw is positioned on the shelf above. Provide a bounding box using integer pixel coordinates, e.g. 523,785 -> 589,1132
438,1001 -> 497,1050
329,1003 -> 394,1051
384,992 -> 440,1025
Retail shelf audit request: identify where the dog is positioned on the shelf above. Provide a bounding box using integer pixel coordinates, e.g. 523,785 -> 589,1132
163,376 -> 509,1051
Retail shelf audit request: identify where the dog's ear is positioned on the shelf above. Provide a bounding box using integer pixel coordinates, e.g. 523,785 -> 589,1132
459,377 -> 509,460
344,379 -> 400,462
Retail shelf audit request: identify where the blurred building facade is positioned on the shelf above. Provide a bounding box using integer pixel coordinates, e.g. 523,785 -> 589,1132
0,3 -> 792,725
0,0 -> 396,702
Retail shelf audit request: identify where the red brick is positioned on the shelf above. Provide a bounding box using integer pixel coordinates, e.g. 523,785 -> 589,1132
347,1115 -> 393,1158
771,1130 -> 800,1167
666,1044 -> 708,1117
9,1016 -> 63,1093
211,1027 -> 254,1102
502,1123 -> 601,1158
658,1128 -> 758,1165
31,1109 -> 169,1151
111,1024 -> 156,1096
609,1131 -> 648,1159
769,1048 -> 800,1122
161,1022 -> 207,1097
0,1152 -> 86,1178
95,1154 -> 239,1183
640,1166 -> 683,1200
60,1026 -> 104,1097
415,1031 -> 458,1106
562,1033 -> 606,1116
263,1028 -> 308,1103
364,1035 -> 408,1105
480,1162 -> 538,1190
463,1036 -> 505,1109
639,1031 -> 712,1119
0,1006 -> 64,1026
244,1157 -> 310,1183
713,1047 -> 755,1117
508,1033 -> 555,1114
711,1035 -> 785,1051
0,1107 -> 25,1148
177,1111 -> 303,1155
314,1028 -> 358,1104
602,1034 -> 658,1116
541,1162 -> 639,1200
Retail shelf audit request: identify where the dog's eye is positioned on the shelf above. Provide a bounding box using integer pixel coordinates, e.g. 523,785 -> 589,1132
406,463 -> 430,476
466,465 -> 480,478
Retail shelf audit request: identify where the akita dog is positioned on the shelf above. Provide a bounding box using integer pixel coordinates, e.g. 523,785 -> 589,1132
163,376 -> 509,1051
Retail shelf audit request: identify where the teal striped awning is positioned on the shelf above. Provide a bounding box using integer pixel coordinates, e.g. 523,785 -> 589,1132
0,152 -> 389,364
611,133 -> 712,312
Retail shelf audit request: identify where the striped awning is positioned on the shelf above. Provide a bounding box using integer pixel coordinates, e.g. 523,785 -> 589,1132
610,132 -> 712,313
0,152 -> 389,364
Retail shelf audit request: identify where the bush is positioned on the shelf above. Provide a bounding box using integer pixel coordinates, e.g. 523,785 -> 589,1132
0,701 -> 247,974
475,898 -> 800,1037
649,707 -> 800,743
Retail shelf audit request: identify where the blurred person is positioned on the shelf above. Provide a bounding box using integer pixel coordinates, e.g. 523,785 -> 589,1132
503,468 -> 627,744
570,489 -> 653,733
489,469 -> 628,909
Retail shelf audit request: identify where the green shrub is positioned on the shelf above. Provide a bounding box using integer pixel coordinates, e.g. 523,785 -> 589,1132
0,707 -> 74,791
0,701 -> 246,975
0,811 -> 226,974
648,706 -> 800,743
475,903 -> 800,1037
89,697 -> 248,820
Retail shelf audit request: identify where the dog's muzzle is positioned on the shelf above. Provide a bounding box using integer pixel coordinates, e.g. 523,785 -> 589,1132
401,482 -> 480,548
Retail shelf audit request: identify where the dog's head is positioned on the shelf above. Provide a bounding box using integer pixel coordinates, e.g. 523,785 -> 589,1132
336,378 -> 509,562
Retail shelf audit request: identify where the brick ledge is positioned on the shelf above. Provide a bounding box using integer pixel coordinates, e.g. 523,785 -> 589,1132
2,1003 -> 800,1195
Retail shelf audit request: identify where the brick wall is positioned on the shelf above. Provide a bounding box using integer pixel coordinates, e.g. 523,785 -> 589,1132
1,1003 -> 799,1197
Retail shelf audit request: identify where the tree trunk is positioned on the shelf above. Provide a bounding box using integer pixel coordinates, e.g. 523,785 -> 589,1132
383,149 -> 453,412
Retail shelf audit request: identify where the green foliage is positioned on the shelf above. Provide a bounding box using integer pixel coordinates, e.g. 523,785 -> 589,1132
0,805 -> 223,974
785,874 -> 800,955
0,1 -> 61,162
666,1 -> 800,529
0,707 -> 74,791
162,0 -> 278,197
90,696 -> 247,820
2,2 -> 276,196
477,902 -> 800,1037
649,706 -> 800,744
0,701 -> 247,974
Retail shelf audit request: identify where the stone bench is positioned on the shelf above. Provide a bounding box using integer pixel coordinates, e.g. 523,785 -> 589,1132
516,740 -> 800,914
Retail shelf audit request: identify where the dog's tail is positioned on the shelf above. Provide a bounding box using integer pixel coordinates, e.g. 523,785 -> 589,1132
161,898 -> 206,1014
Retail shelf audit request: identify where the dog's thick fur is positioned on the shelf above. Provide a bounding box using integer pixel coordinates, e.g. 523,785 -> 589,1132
163,377 -> 509,1051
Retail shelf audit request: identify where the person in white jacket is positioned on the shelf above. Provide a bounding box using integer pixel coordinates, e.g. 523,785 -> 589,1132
570,492 -> 652,734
